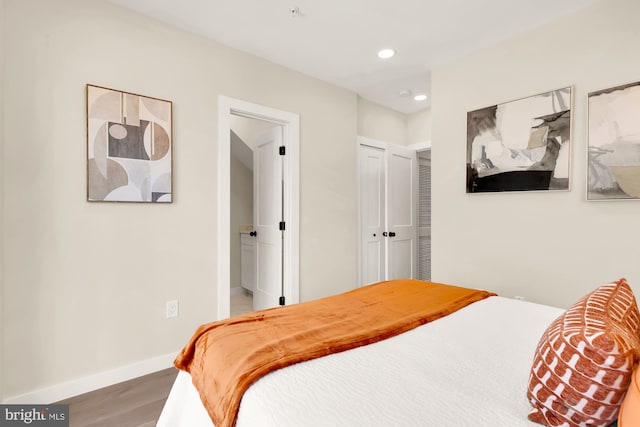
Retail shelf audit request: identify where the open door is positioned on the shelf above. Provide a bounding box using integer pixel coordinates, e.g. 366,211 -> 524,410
218,95 -> 300,320
253,127 -> 283,310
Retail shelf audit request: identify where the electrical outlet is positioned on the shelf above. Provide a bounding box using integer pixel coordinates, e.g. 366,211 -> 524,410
166,300 -> 179,318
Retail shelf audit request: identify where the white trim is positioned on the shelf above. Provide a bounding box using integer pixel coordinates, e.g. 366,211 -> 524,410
218,96 -> 300,320
357,135 -> 389,150
357,136 -> 431,152
409,140 -> 431,151
2,352 -> 178,404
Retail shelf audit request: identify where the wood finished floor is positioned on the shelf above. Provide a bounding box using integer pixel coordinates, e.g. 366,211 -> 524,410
231,289 -> 253,317
56,368 -> 178,427
56,294 -> 252,427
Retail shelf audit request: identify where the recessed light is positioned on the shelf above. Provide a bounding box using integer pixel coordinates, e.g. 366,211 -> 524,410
414,94 -> 428,101
377,49 -> 395,59
399,89 -> 413,98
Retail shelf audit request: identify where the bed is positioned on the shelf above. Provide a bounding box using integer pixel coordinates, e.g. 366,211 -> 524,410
157,279 -> 638,427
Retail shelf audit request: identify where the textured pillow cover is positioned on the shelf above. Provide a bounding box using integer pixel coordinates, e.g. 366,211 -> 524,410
619,366 -> 640,427
527,278 -> 640,427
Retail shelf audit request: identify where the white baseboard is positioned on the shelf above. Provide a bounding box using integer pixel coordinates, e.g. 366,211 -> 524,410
2,351 -> 179,404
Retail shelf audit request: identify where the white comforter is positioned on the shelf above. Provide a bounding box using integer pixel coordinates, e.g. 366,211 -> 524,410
158,296 -> 563,427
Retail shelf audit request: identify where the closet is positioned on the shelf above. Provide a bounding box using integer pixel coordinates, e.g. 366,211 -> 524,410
358,137 -> 418,286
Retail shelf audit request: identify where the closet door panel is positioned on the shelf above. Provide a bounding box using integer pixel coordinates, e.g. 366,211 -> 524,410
386,145 -> 417,281
359,145 -> 386,285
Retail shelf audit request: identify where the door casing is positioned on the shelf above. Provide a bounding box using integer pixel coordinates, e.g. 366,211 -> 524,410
218,96 -> 300,319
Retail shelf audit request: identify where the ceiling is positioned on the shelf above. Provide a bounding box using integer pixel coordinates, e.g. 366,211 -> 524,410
107,0 -> 595,114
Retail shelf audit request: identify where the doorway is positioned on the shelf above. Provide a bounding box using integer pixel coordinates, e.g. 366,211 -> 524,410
217,96 -> 300,320
230,116 -> 282,316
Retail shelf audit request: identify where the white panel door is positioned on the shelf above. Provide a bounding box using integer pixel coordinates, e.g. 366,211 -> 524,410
385,145 -> 417,280
359,145 -> 386,286
253,127 -> 283,310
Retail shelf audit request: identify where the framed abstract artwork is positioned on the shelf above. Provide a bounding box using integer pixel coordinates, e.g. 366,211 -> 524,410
466,87 -> 572,193
86,84 -> 173,202
588,81 -> 640,200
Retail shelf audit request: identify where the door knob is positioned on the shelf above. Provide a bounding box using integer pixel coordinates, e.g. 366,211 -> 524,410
249,231 -> 257,237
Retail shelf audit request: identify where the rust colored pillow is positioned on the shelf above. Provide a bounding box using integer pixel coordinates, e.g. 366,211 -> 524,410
619,366 -> 640,427
527,279 -> 640,427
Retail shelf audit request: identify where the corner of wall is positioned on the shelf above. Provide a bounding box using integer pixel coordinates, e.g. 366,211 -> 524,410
356,96 -> 409,145
407,108 -> 432,145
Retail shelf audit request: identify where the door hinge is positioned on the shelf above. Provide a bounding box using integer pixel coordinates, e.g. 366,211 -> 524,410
279,146 -> 286,155
279,221 -> 286,231
279,296 -> 286,306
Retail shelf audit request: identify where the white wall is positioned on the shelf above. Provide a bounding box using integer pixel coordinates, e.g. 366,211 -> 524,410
431,0 -> 640,309
230,115 -> 279,149
0,0 -> 5,402
408,108 -> 431,145
2,0 -> 357,400
357,96 -> 431,146
357,96 -> 408,145
230,153 -> 252,289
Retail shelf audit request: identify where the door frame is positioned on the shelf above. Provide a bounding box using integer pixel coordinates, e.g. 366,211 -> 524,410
218,96 -> 300,319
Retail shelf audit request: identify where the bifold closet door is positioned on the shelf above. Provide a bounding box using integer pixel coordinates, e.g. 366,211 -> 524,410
359,143 -> 417,286
385,145 -> 417,281
359,145 -> 386,285
418,151 -> 432,281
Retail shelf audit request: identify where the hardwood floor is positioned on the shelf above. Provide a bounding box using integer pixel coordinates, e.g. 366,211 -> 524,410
231,289 -> 253,317
56,368 -> 178,427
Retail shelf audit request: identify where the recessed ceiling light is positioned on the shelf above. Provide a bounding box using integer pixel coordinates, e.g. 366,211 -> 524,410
377,49 -> 395,59
414,94 -> 428,101
399,89 -> 413,98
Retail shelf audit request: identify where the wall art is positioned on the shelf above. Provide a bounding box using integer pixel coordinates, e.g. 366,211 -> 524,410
467,87 -> 572,193
588,81 -> 640,200
87,84 -> 172,202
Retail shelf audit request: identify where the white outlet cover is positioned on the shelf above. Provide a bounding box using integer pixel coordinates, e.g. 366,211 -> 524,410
166,300 -> 179,318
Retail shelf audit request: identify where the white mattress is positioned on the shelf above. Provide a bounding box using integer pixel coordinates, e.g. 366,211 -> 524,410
158,296 -> 563,427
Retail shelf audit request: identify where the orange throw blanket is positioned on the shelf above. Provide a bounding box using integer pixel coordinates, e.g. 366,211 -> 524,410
175,279 -> 495,427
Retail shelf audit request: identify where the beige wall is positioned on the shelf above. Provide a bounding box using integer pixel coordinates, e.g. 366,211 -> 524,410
230,153 -> 252,289
431,0 -> 640,309
230,115 -> 279,148
357,96 -> 431,145
2,0 -> 357,399
0,0 -> 5,402
408,108 -> 431,145
357,96 -> 408,145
